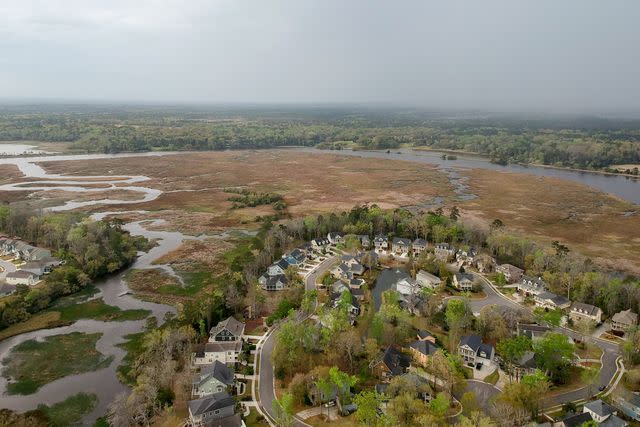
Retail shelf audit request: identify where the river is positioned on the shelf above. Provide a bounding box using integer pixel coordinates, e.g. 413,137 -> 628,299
0,147 -> 638,423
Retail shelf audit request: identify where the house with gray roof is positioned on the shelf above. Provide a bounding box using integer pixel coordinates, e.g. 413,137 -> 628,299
193,341 -> 243,366
391,237 -> 412,255
188,391 -> 238,426
453,272 -> 474,292
496,263 -> 524,283
374,235 -> 389,251
192,361 -> 236,398
5,270 -> 39,286
412,238 -> 428,256
458,334 -> 494,367
534,291 -> 571,310
209,317 -> 245,342
416,270 -> 442,290
518,276 -> 547,296
569,301 -> 602,324
327,232 -> 343,245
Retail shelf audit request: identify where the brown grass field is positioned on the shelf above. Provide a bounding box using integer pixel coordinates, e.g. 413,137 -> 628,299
1,149 -> 639,273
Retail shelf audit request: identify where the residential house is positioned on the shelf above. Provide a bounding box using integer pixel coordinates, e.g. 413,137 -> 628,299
434,243 -> 455,261
357,235 -> 371,248
408,340 -> 439,367
332,289 -> 360,317
611,309 -> 638,333
209,317 -> 245,342
453,272 -> 474,292
569,302 -> 603,324
327,232 -> 343,245
357,250 -> 379,269
613,392 -> 640,422
583,400 -> 621,424
416,330 -> 437,344
517,323 -> 551,342
416,270 -> 442,290
518,276 -> 547,296
396,277 -> 419,296
347,278 -> 366,289
458,334 -> 494,367
267,259 -> 289,277
558,412 -> 597,427
192,361 -> 236,398
534,291 -> 571,310
473,254 -> 495,273
5,270 -> 39,286
496,264 -> 524,283
341,255 -> 365,275
374,235 -> 389,251
513,351 -> 537,381
0,282 -> 16,297
24,247 -> 51,262
284,249 -> 306,266
193,341 -> 242,365
311,238 -> 329,248
259,274 -> 288,291
350,287 -> 365,302
188,391 -> 238,427
412,238 -> 428,256
21,261 -> 47,276
456,247 -> 477,265
391,237 -> 411,256
369,346 -> 411,381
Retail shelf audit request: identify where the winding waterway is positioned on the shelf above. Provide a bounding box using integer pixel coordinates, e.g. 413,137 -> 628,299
0,147 -> 638,424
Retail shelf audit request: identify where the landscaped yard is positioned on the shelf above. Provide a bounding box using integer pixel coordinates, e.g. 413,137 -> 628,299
244,408 -> 269,427
1,332 -> 114,395
37,392 -> 98,427
483,368 -> 500,385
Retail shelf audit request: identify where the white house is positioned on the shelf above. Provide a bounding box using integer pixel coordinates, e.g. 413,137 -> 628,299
412,238 -> 428,256
188,391 -> 239,427
534,291 -> 571,310
458,334 -> 494,367
193,341 -> 242,365
415,270 -> 442,290
327,232 -> 343,245
374,235 -> 389,251
495,264 -> 524,283
453,272 -> 474,292
5,270 -> 39,286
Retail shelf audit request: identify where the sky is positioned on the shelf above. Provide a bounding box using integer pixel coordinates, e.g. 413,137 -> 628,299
1,0 -> 640,113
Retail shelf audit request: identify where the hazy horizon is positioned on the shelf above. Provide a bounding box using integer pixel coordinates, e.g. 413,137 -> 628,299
2,1 -> 640,114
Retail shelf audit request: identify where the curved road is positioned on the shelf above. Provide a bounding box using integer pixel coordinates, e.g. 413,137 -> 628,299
466,273 -> 621,407
257,255 -> 338,426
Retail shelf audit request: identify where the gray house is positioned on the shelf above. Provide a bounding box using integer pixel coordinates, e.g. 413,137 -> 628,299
188,391 -> 237,426
209,317 -> 245,342
458,334 -> 494,367
192,361 -> 236,398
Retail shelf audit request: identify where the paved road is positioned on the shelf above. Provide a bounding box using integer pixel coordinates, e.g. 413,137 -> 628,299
257,255 -> 338,426
466,272 -> 622,407
0,258 -> 17,280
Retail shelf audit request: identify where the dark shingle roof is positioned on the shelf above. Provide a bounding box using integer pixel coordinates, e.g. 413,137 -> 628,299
583,399 -> 616,418
210,317 -> 244,338
561,412 -> 593,427
188,391 -> 235,416
381,347 -> 411,376
409,340 -> 439,357
198,360 -> 235,386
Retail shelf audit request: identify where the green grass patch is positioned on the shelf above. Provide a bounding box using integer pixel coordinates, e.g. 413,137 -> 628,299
49,285 -> 100,309
244,408 -> 270,427
57,298 -> 150,322
483,368 -> 499,385
2,332 -> 114,395
115,332 -> 145,385
38,392 -> 98,427
157,270 -> 215,296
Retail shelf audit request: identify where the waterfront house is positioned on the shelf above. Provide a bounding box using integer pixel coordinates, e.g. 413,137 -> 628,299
192,361 -> 236,398
391,237 -> 412,256
193,341 -> 242,365
267,258 -> 289,277
434,243 -> 455,261
396,277 -> 418,296
415,270 -> 442,290
188,391 -> 239,427
209,317 -> 245,342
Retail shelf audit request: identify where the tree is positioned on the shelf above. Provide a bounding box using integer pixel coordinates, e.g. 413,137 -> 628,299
533,332 -> 575,384
460,391 -> 480,415
273,392 -> 294,427
301,289 -> 317,314
387,392 -> 429,425
496,336 -> 532,382
429,392 -> 450,419
445,299 -> 472,351
581,366 -> 599,397
457,411 -> 497,427
353,390 -> 383,426
450,206 -> 460,221
477,306 -> 509,343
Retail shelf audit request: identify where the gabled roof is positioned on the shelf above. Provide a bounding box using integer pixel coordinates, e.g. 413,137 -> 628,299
561,412 -> 593,427
417,330 -> 434,340
459,334 -> 494,357
408,340 -> 438,357
600,415 -> 629,427
583,399 -> 617,418
6,270 -> 38,279
537,291 -> 570,306
454,272 -> 474,283
275,258 -> 290,270
517,351 -> 537,369
188,391 -> 235,416
517,323 -> 551,339
416,270 -> 441,284
379,346 -> 411,376
210,316 -> 245,338
289,249 -> 306,261
392,237 -> 412,246
0,282 -> 16,295
413,238 -> 428,247
197,361 -> 235,386
612,309 -> 638,325
195,341 -> 242,357
570,301 -> 601,316
435,242 -> 450,249
374,235 -> 388,242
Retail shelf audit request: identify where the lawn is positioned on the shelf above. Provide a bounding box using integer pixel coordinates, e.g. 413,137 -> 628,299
244,408 -> 270,427
57,298 -> 150,322
483,368 -> 500,385
2,332 -> 114,395
38,392 -> 98,427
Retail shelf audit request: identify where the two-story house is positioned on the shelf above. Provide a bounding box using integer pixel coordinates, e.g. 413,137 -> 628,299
458,334 -> 494,367
392,237 -> 412,256
415,270 -> 442,290
518,276 -> 547,297
5,270 -> 39,286
534,291 -> 571,310
453,272 -> 474,292
611,309 -> 638,333
327,232 -> 343,245
434,243 -> 455,261
374,235 -> 389,251
569,302 -> 602,324
412,238 -> 428,257
407,340 -> 439,367
188,391 -> 239,427
192,361 -> 236,398
369,346 -> 411,382
495,264 -> 524,283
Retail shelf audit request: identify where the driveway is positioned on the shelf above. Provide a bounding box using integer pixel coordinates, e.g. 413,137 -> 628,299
0,258 -> 17,280
304,255 -> 338,291
455,380 -> 501,413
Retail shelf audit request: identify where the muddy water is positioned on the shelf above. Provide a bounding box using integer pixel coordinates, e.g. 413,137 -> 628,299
0,154 -> 195,425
